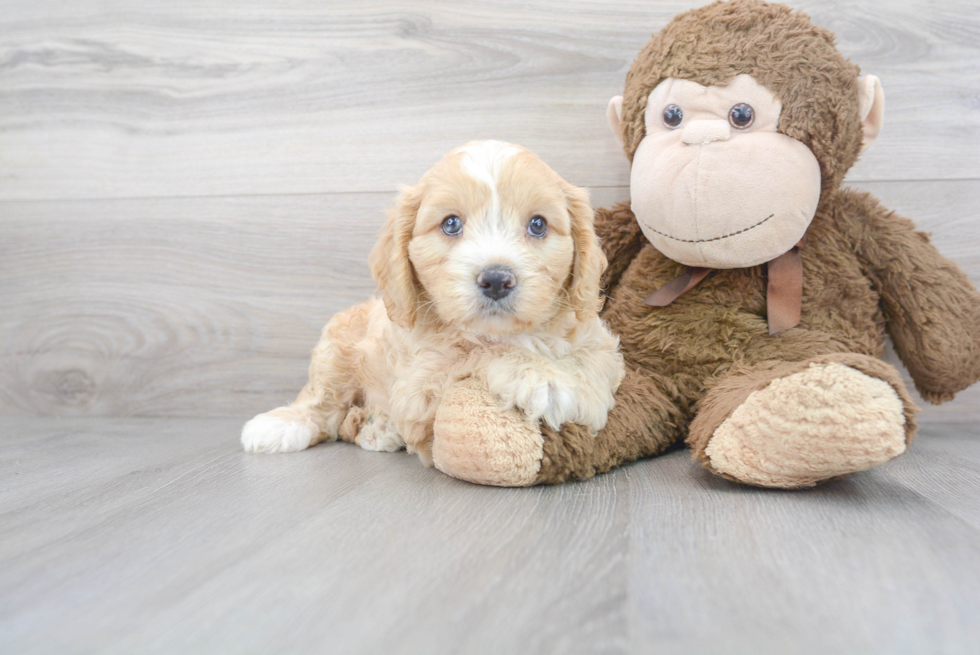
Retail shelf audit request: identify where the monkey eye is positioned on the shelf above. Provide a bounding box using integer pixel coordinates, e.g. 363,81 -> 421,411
527,215 -> 548,238
662,104 -> 683,129
441,215 -> 462,236
729,103 -> 755,129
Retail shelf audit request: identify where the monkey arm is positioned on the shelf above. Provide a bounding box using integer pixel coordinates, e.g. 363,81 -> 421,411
431,363 -> 685,487
594,201 -> 646,293
842,189 -> 980,403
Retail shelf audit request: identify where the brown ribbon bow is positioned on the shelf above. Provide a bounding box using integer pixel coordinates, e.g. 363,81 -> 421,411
643,239 -> 805,335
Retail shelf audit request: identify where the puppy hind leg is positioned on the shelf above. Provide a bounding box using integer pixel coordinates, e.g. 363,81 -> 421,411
352,412 -> 406,453
242,306 -> 370,454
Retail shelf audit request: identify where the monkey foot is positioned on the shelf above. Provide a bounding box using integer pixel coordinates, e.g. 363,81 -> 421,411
702,361 -> 908,488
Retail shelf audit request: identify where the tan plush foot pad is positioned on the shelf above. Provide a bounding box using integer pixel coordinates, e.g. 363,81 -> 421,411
432,378 -> 544,487
706,362 -> 907,488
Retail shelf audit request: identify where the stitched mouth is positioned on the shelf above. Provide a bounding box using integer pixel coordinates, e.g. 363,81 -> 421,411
645,214 -> 774,244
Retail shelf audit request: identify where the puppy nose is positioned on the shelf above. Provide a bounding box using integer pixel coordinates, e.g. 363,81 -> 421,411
681,119 -> 731,145
477,266 -> 516,300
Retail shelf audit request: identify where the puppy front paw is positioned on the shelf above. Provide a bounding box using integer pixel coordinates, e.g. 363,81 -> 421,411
241,411 -> 318,453
489,371 -> 577,430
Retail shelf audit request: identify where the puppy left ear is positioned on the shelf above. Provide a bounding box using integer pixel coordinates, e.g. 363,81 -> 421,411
564,183 -> 606,321
369,184 -> 423,328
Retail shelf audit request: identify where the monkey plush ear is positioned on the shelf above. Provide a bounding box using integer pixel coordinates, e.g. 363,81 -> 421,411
857,75 -> 885,154
606,95 -> 624,147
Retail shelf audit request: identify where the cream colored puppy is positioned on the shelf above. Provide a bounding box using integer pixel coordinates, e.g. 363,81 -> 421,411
241,141 -> 624,463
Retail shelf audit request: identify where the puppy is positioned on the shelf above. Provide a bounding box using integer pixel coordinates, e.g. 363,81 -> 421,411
241,141 -> 624,463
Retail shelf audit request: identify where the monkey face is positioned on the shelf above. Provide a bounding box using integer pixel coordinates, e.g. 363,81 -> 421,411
627,74 -> 821,268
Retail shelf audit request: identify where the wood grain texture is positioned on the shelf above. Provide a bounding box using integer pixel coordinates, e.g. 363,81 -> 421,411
2,180 -> 977,419
0,416 -> 978,653
627,426 -> 980,654
3,4 -> 979,653
0,193 -> 382,417
0,417 -> 628,654
0,0 -> 978,200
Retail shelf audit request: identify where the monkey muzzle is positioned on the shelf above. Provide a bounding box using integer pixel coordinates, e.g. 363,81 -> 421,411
630,129 -> 821,269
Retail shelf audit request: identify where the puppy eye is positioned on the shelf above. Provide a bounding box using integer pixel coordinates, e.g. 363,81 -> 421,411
527,215 -> 548,238
662,104 -> 683,129
441,215 -> 462,236
729,103 -> 755,129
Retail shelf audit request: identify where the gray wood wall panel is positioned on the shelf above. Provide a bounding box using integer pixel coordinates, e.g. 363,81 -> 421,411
1,193 -> 382,417
0,0 -> 978,200
2,181 -> 977,419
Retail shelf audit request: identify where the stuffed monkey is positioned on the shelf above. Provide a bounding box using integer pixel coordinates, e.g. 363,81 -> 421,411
430,0 -> 980,488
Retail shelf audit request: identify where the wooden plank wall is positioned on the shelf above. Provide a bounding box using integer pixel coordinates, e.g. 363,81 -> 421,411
2,0 -> 978,420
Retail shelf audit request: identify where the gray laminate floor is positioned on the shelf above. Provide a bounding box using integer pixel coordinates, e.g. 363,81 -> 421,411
1,417 -> 979,654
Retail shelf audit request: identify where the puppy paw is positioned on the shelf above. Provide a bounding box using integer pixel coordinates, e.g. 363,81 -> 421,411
241,412 -> 318,453
489,371 -> 577,430
356,415 -> 406,452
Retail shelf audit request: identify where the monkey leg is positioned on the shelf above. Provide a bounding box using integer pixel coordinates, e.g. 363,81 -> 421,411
431,366 -> 687,486
688,353 -> 919,488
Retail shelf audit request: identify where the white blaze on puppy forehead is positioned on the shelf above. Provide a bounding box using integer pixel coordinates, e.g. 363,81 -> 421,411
456,140 -> 521,221
448,141 -> 526,268
457,140 -> 521,189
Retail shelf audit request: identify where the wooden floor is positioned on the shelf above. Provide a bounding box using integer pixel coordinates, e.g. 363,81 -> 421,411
1,417 -> 978,654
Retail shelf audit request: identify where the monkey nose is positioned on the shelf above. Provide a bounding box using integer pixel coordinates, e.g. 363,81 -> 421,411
477,266 -> 517,300
681,119 -> 731,145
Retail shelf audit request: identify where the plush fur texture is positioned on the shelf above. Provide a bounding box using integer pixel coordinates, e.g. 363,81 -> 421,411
432,378 -> 545,486
241,141 -> 624,464
696,357 -> 912,487
429,0 -> 980,489
619,0 -> 863,199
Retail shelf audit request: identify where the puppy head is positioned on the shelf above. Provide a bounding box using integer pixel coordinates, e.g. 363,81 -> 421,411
369,140 -> 605,334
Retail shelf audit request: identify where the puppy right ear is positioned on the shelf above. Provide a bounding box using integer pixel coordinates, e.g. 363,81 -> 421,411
369,184 -> 422,328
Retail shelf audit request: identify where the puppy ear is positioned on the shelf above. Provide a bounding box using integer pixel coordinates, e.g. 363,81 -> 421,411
564,183 -> 607,321
369,184 -> 422,328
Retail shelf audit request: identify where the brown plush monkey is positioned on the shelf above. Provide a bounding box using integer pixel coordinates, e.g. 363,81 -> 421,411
430,0 -> 980,488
